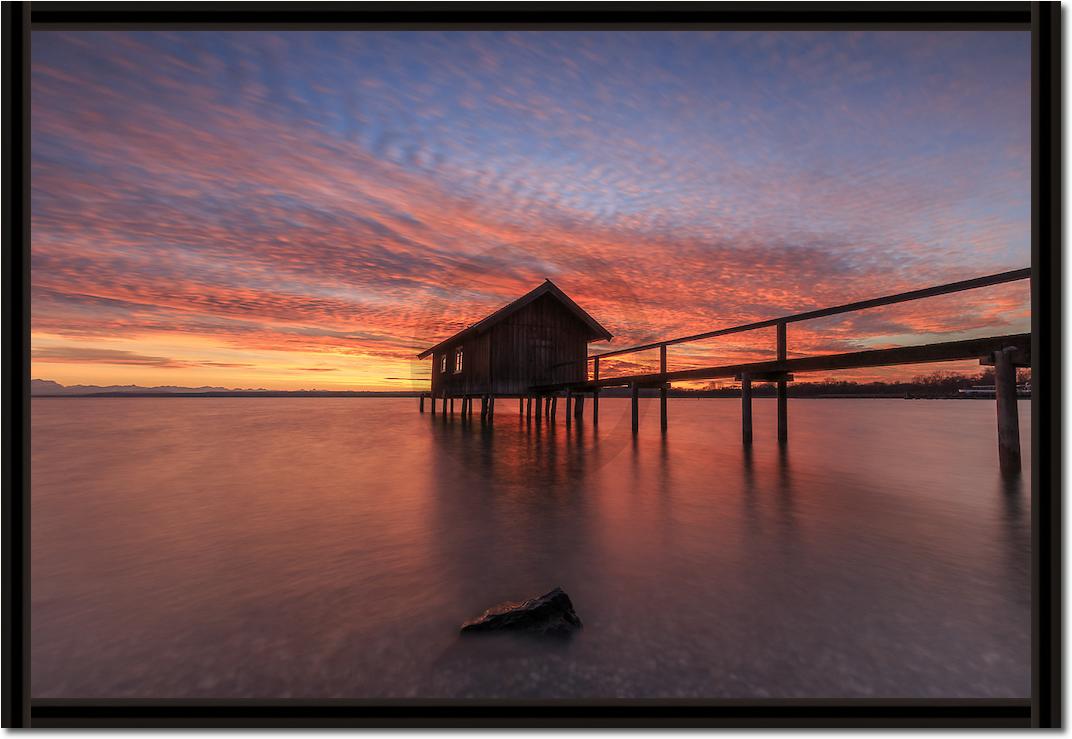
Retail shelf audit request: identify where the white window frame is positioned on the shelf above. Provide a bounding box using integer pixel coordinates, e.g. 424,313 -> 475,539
440,354 -> 447,373
454,347 -> 464,374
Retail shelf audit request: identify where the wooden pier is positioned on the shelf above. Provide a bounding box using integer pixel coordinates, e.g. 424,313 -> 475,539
421,268 -> 1031,475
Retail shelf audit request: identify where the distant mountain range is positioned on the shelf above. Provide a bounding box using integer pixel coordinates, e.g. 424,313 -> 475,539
31,380 -> 420,397
32,379 -> 264,395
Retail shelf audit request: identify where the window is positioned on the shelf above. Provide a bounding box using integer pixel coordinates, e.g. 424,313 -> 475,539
440,354 -> 447,373
454,347 -> 464,373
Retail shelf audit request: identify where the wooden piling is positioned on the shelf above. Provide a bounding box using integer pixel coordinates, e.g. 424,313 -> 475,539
526,395 -> 532,419
520,397 -> 524,416
480,395 -> 488,422
574,393 -> 584,420
551,395 -> 557,421
660,347 -> 668,432
592,390 -> 599,426
430,394 -> 436,415
994,347 -> 1021,474
776,322 -> 788,442
535,394 -> 542,421
741,374 -> 753,444
488,394 -> 495,420
419,394 -> 425,413
776,382 -> 787,441
565,389 -> 572,427
450,397 -> 454,415
545,395 -> 551,419
631,383 -> 639,433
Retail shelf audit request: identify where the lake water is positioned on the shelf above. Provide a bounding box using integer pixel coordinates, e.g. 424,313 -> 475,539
31,397 -> 1030,699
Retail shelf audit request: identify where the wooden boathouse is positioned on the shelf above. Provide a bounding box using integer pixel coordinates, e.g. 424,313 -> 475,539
416,280 -> 612,419
419,268 -> 1031,475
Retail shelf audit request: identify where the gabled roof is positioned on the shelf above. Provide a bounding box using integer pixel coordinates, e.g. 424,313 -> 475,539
417,280 -> 613,359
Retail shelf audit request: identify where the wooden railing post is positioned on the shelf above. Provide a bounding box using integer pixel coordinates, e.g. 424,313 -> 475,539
994,347 -> 1021,475
631,383 -> 639,433
776,322 -> 788,443
659,345 -> 668,432
592,356 -> 600,426
741,374 -> 753,444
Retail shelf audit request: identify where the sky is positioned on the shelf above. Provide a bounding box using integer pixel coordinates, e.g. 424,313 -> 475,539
31,30 -> 1031,390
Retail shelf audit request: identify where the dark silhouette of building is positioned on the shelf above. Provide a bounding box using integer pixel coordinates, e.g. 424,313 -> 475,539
417,280 -> 612,399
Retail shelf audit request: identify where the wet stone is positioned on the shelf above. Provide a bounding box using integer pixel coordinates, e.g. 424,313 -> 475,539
461,588 -> 582,636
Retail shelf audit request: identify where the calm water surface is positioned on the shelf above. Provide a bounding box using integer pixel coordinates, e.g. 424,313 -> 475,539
31,397 -> 1030,698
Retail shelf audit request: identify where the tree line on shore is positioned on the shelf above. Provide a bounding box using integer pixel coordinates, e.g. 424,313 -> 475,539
660,368 -> 1033,398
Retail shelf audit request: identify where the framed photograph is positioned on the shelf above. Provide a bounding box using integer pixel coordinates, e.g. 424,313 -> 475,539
3,1 -> 1061,728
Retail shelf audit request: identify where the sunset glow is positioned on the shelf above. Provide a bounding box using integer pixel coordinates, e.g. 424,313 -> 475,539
31,31 -> 1030,390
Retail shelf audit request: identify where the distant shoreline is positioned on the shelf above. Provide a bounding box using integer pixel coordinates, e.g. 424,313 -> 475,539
31,392 -> 1022,400
31,391 -> 425,398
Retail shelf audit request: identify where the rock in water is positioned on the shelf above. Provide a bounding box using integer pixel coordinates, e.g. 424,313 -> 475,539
461,587 -> 582,636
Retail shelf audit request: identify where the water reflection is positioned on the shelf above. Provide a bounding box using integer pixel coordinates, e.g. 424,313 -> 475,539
31,397 -> 1031,699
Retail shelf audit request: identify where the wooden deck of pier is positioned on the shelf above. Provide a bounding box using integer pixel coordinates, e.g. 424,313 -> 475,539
424,267 -> 1031,474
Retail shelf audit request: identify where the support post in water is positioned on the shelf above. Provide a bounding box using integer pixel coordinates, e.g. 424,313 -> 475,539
526,395 -> 532,419
631,383 -> 639,433
430,394 -> 436,416
551,395 -> 557,421
565,389 -> 572,427
660,346 -> 668,432
545,395 -> 551,419
776,322 -> 788,443
994,347 -> 1021,475
450,397 -> 454,415
488,395 -> 495,421
592,356 -> 599,426
574,393 -> 584,420
520,397 -> 524,416
419,394 -> 425,413
741,373 -> 753,445
535,394 -> 542,421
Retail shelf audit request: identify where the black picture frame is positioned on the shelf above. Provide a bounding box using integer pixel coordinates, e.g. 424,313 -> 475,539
2,1 -> 1061,728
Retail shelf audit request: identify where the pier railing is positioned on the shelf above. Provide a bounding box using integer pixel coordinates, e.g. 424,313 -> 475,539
584,267 -> 1031,384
